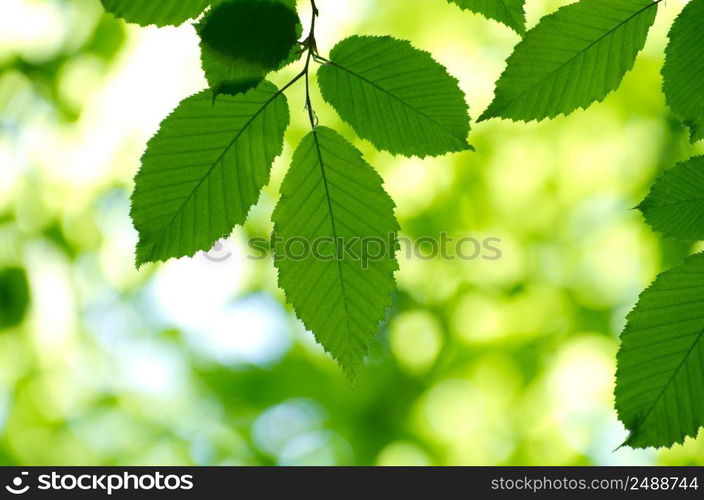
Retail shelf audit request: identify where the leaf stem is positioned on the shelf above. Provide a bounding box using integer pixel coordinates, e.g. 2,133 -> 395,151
303,0 -> 320,130
275,0 -> 320,130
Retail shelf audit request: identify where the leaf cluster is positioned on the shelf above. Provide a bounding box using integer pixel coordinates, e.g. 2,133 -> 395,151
105,0 -> 472,379
102,0 -> 704,446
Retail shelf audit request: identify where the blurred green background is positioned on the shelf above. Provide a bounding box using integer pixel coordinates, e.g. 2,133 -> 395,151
1,0 -> 703,466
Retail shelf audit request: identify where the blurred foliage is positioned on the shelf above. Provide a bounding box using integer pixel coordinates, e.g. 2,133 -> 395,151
1,0 -> 703,465
0,268 -> 29,329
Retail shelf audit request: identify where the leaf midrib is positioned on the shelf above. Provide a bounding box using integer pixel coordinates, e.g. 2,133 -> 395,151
310,130 -> 353,340
642,196 -> 704,209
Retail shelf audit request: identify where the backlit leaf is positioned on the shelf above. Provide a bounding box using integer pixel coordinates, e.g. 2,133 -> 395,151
662,0 -> 704,143
479,0 -> 658,122
198,0 -> 302,97
448,0 -> 526,34
131,81 -> 289,266
317,36 -> 471,158
616,252 -> 704,448
273,127 -> 399,378
100,0 -> 211,27
638,156 -> 704,241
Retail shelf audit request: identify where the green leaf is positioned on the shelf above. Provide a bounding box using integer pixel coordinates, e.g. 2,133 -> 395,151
448,0 -> 526,34
616,252 -> 704,448
198,0 -> 302,97
100,0 -> 211,27
131,81 -> 289,266
479,0 -> 658,122
638,156 -> 704,241
317,36 -> 471,158
273,127 -> 399,378
662,0 -> 704,143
